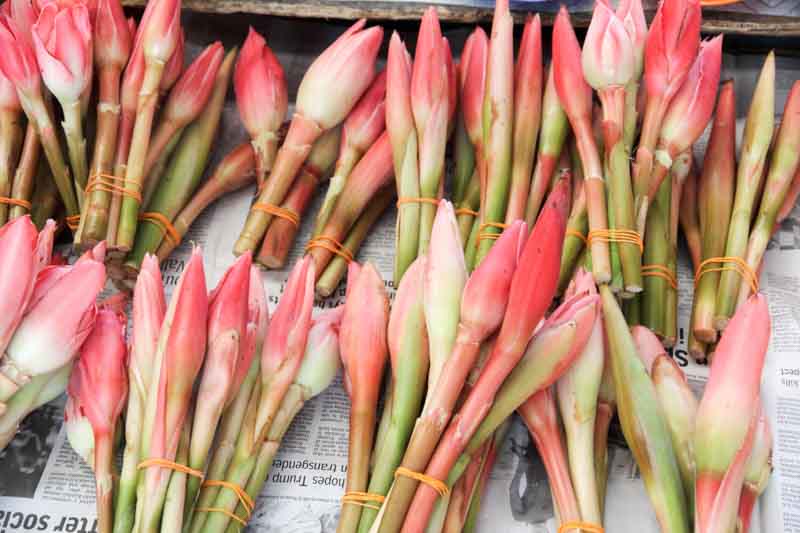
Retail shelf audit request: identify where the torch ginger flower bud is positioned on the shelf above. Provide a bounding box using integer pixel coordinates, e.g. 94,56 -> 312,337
158,27 -> 183,93
255,256 -> 315,443
94,0 -> 131,70
338,261 -> 389,531
459,26 -> 488,152
339,69 -> 386,170
297,307 -> 343,398
139,0 -> 180,64
296,19 -> 383,131
582,0 -> 635,90
0,216 -> 39,358
138,248 -> 208,533
423,200 -> 467,407
32,3 -> 92,105
616,0 -> 647,78
163,41 -> 223,126
0,14 -> 42,98
65,304 -> 127,533
234,27 -> 287,183
1,245 -> 105,402
695,293 -> 771,533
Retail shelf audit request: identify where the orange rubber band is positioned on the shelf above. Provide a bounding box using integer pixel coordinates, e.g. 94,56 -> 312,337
65,215 -> 81,231
476,221 -> 509,243
84,173 -> 142,203
202,480 -> 255,516
394,467 -> 449,497
139,212 -> 181,247
306,235 -> 354,263
587,229 -> 644,253
342,491 -> 385,511
694,256 -> 759,295
396,197 -> 440,208
137,458 -> 205,479
565,229 -> 588,245
455,207 -> 479,217
195,507 -> 248,527
558,521 -> 605,533
252,202 -> 300,228
642,264 -> 678,290
0,197 -> 32,210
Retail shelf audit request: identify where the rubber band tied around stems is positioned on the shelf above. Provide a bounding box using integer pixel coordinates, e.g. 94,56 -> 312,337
455,207 -> 479,217
565,229 -> 588,245
694,256 -> 759,295
65,215 -> 81,231
196,479 -> 255,526
0,197 -> 32,211
341,491 -> 385,511
139,212 -> 181,247
477,221 -> 509,243
558,521 -> 605,533
252,202 -> 300,228
85,173 -> 142,203
642,264 -> 678,290
137,458 -> 205,479
394,466 -> 449,497
396,197 -> 440,208
586,229 -> 644,253
305,235 -> 354,263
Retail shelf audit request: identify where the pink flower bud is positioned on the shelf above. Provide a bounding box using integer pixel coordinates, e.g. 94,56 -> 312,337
340,262 -> 389,407
553,7 -> 593,125
140,0 -> 180,64
644,0 -> 701,104
582,0 -> 635,89
131,254 -> 165,393
163,41 -> 223,125
158,26 -> 183,92
659,36 -> 723,158
296,19 -> 383,130
411,7 -> 448,139
341,69 -> 386,156
0,14 -> 42,96
234,27 -> 287,142
6,247 -> 105,377
460,26 -> 487,150
93,0 -> 130,69
460,219 -> 527,339
0,216 -> 39,356
230,265 -> 268,396
31,3 -> 92,104
385,31 -> 413,151
67,306 -> 127,441
616,0 -> 647,77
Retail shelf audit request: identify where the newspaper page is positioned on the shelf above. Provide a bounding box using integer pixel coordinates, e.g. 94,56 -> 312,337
2,21 -> 800,533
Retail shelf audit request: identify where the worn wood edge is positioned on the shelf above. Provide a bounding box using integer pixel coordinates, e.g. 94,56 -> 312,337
123,0 -> 800,36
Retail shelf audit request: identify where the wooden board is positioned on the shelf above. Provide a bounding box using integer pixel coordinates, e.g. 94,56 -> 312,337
123,0 -> 800,36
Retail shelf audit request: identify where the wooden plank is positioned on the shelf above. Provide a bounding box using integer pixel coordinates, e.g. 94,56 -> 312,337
123,0 -> 800,36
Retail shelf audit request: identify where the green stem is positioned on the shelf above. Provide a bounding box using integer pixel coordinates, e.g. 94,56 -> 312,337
61,99 -> 88,206
337,408 -> 378,533
9,123 -> 39,220
0,109 -> 22,225
394,135 -> 420,284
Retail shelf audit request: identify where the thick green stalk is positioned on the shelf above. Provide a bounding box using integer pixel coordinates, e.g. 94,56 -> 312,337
314,148 -> 360,238
160,414 -> 192,533
61,100 -> 89,205
357,290 -> 428,533
9,124 -> 40,220
186,358 -> 260,530
316,187 -> 394,297
141,125 -> 184,211
123,50 -> 235,274
714,53 -> 775,329
622,81 -> 639,154
0,109 -> 22,225
642,180 -> 670,338
456,172 -> 480,245
451,116 -> 474,207
79,66 -> 124,247
116,58 -> 166,251
338,408 -> 378,533
600,87 -> 642,294
463,215 -> 480,272
30,164 -> 59,230
692,80 -> 736,345
601,286 -> 690,533
607,176 -> 624,295
394,134 -> 421,284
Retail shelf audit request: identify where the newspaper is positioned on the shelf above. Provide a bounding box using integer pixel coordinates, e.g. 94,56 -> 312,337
2,21 -> 800,533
